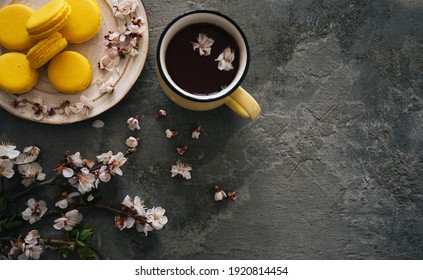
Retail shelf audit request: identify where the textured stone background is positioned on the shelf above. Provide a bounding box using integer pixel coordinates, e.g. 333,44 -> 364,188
1,0 -> 423,259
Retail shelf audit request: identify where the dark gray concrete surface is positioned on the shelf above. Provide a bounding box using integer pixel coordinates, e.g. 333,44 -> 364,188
1,0 -> 423,259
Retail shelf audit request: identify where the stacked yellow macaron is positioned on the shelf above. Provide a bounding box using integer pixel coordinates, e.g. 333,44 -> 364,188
0,0 -> 102,94
25,0 -> 72,40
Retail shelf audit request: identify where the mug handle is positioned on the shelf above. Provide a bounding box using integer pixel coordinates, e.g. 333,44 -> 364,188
225,87 -> 261,120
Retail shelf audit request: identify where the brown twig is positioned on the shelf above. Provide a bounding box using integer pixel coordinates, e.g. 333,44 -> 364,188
8,175 -> 59,202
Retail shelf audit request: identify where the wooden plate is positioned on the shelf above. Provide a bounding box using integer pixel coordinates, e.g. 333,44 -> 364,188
0,0 -> 149,124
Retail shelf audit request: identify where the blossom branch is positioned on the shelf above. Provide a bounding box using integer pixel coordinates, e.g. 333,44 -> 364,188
73,203 -> 141,219
39,239 -> 76,251
8,175 -> 58,202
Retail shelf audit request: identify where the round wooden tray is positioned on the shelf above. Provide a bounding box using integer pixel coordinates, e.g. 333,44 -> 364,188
0,0 -> 149,124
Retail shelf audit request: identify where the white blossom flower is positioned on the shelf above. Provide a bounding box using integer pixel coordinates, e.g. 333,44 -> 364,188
214,186 -> 227,201
0,142 -> 20,159
9,239 -> 25,259
126,136 -> 139,148
98,77 -> 115,93
96,151 -> 113,164
61,167 -> 74,178
192,125 -> 201,139
23,146 -> 41,157
73,95 -> 93,116
21,245 -> 43,260
108,152 -> 127,176
87,194 -> 94,202
24,230 -> 40,245
165,129 -> 178,138
11,97 -> 27,112
14,153 -> 37,165
57,100 -> 75,116
31,98 -> 46,120
68,152 -> 84,168
215,47 -> 235,71
53,209 -> 83,231
156,109 -> 167,118
115,215 -> 135,230
146,207 -> 168,230
55,192 -> 80,209
0,158 -> 14,178
107,46 -> 120,57
135,222 -> 153,236
127,117 -> 140,131
112,0 -> 138,18
171,160 -> 192,179
18,162 -> 46,187
94,165 -> 111,188
71,167 -> 96,194
121,195 -> 145,216
192,33 -> 214,56
99,55 -> 120,71
83,159 -> 95,169
127,22 -> 145,38
21,198 -> 48,224
15,146 -> 41,164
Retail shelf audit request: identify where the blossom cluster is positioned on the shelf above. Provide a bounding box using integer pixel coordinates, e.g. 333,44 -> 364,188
55,150 -> 127,195
11,95 -> 93,121
98,0 -> 146,93
9,0 -> 146,118
115,195 -> 168,236
8,230 -> 43,260
0,143 -> 45,186
192,33 -> 235,71
0,114 -> 169,260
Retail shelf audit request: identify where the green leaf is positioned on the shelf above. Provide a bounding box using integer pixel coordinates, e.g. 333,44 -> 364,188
77,246 -> 100,260
75,228 -> 94,247
60,250 -> 69,259
79,228 -> 94,242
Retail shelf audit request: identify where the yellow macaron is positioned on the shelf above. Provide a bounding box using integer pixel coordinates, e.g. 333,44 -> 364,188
0,4 -> 38,52
47,51 -> 92,94
26,0 -> 72,40
60,0 -> 102,44
26,32 -> 68,69
0,52 -> 39,94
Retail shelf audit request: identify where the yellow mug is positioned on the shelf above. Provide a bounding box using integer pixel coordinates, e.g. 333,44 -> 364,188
156,10 -> 260,120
